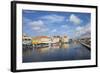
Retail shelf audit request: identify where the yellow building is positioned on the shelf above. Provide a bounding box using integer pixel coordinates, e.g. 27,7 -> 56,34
32,36 -> 51,44
32,35 -> 69,45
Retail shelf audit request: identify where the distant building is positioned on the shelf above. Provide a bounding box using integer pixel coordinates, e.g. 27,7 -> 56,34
39,36 -> 51,44
22,35 -> 32,45
32,37 -> 40,44
61,36 -> 69,43
32,35 -> 69,45
32,36 -> 51,44
51,36 -> 60,43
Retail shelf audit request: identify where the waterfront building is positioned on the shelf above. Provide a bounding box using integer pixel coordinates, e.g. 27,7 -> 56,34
22,34 -> 32,45
51,36 -> 60,43
61,35 -> 69,43
39,36 -> 51,44
32,36 -> 51,44
32,36 -> 51,47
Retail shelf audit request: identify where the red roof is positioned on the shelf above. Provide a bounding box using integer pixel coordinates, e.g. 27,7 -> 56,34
33,36 -> 49,39
39,36 -> 49,38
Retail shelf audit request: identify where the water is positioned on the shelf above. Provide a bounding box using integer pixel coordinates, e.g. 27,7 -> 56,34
23,41 -> 90,63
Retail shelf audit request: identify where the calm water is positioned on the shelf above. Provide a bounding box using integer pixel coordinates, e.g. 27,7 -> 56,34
23,41 -> 90,63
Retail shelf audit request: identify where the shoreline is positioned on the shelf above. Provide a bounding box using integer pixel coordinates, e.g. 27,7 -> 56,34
79,40 -> 91,50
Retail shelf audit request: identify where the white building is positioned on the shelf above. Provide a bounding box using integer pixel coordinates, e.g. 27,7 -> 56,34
22,35 -> 32,45
61,36 -> 69,43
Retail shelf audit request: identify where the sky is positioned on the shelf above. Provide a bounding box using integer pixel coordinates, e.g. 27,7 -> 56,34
22,10 -> 91,39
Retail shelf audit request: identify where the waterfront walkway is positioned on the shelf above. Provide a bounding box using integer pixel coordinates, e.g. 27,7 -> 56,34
79,40 -> 91,50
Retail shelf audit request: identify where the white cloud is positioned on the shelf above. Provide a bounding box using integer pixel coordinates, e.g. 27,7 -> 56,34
23,17 -> 32,25
51,29 -> 57,33
61,25 -> 68,28
29,20 -> 44,27
40,14 -> 65,23
76,26 -> 83,31
32,27 -> 41,30
75,23 -> 91,38
29,20 -> 48,32
69,14 -> 81,25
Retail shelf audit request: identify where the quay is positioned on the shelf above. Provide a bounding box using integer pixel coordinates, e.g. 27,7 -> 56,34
79,39 -> 91,50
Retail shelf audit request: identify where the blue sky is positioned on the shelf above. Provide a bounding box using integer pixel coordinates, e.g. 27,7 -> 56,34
22,10 -> 91,39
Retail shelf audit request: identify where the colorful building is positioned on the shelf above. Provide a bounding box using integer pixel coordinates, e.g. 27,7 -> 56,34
32,36 -> 51,44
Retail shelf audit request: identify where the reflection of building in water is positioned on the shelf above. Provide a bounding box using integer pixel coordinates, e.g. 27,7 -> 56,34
22,34 -> 32,45
23,48 -> 33,57
61,43 -> 69,49
34,43 -> 69,54
51,43 -> 60,49
35,47 -> 50,54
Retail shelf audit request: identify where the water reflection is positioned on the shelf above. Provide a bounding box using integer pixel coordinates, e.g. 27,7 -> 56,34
23,48 -> 33,57
61,43 -> 69,49
34,43 -> 69,54
34,47 -> 50,54
23,41 -> 90,63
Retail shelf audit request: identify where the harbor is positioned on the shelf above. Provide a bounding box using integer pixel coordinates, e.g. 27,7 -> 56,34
22,35 -> 91,63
